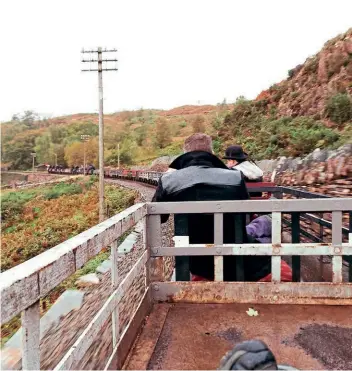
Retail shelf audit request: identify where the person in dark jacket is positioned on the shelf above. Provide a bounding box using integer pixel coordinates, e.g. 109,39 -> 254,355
223,145 -> 263,182
152,133 -> 271,281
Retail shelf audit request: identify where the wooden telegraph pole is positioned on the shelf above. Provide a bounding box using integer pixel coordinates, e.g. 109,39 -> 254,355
80,134 -> 90,176
81,48 -> 118,222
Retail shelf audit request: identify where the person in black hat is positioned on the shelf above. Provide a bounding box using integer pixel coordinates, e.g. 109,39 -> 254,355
223,145 -> 263,183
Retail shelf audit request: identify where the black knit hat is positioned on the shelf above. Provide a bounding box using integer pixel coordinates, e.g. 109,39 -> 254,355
223,145 -> 248,161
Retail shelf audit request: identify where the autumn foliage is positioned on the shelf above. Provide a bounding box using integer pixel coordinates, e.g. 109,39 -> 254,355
1,179 -> 136,272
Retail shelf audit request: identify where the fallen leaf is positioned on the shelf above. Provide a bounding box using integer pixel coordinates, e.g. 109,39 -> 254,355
246,308 -> 259,316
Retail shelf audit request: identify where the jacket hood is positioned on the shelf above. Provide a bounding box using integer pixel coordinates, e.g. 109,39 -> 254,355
169,151 -> 228,170
233,160 -> 263,180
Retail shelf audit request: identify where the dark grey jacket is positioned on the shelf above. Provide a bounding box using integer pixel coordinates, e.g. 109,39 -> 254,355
152,151 -> 271,281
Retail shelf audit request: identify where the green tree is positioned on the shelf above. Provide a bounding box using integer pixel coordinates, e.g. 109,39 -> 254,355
34,134 -> 53,164
2,130 -> 41,169
135,125 -> 147,146
325,93 -> 352,125
49,126 -> 67,144
154,118 -> 172,149
21,110 -> 39,126
64,138 -> 98,166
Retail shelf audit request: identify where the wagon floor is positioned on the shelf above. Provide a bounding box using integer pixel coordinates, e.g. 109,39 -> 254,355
124,303 -> 352,370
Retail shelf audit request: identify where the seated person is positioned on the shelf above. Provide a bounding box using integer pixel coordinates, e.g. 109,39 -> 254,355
152,133 -> 272,282
223,145 -> 263,198
246,215 -> 292,282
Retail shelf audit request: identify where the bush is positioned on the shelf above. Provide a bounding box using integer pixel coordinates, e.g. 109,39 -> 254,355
219,104 -> 341,159
44,183 -> 83,200
1,191 -> 36,221
325,93 -> 352,125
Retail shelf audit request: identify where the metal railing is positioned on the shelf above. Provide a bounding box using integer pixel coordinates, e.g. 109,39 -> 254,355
1,203 -> 147,370
1,197 -> 352,370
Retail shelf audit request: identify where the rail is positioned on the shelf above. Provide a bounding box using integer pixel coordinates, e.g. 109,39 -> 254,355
1,197 -> 352,369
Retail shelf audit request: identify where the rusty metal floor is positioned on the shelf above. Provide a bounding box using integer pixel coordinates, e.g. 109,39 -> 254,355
124,303 -> 352,370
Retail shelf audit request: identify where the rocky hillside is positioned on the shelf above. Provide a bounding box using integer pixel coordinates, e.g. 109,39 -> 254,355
217,29 -> 352,160
256,28 -> 352,120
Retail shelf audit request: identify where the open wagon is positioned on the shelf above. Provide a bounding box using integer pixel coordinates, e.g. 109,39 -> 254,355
1,193 -> 351,370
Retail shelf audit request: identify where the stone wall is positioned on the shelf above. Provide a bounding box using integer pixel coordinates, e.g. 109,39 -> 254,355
258,144 -> 352,197
1,172 -> 66,188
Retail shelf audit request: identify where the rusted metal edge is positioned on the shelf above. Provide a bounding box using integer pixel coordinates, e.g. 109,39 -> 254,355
1,203 -> 147,324
152,282 -> 352,305
147,198 -> 352,214
151,244 -> 351,256
54,251 -> 148,370
123,304 -> 171,370
105,288 -> 153,371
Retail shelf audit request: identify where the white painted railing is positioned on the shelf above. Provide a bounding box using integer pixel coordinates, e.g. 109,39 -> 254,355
1,203 -> 147,370
1,197 -> 352,370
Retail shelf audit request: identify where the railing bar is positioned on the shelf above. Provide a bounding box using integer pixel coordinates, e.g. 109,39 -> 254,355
300,213 -> 349,235
332,211 -> 343,283
234,214 -> 244,281
214,213 -> 223,281
142,216 -> 148,287
151,244 -> 352,256
148,198 -> 352,214
280,186 -> 332,199
154,282 -> 352,305
111,239 -> 119,348
22,300 -> 40,370
272,212 -> 281,282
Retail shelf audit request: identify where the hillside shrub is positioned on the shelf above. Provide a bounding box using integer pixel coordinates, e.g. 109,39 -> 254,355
220,104 -> 341,159
44,182 -> 83,200
1,191 -> 37,221
325,93 -> 352,125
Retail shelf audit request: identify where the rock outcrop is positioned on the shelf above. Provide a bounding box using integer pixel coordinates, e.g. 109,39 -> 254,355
256,28 -> 352,120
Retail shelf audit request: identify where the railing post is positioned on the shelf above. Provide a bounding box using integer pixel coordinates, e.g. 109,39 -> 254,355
291,212 -> 301,282
348,212 -> 352,282
111,239 -> 119,348
22,300 -> 40,370
234,214 -> 244,281
146,214 -> 164,282
332,211 -> 343,283
214,213 -> 224,281
143,216 -> 148,287
272,212 -> 282,283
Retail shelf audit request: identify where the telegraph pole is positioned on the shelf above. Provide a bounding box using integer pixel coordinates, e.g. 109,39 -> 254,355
117,143 -> 120,169
81,134 -> 90,176
31,153 -> 36,173
81,48 -> 118,222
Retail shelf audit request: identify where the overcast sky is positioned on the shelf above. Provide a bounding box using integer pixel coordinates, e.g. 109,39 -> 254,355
1,0 -> 351,122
